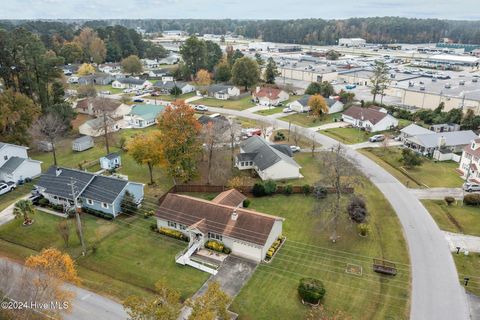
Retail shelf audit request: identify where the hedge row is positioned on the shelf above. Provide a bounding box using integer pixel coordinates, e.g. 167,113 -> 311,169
205,240 -> 231,254
265,235 -> 285,261
158,227 -> 189,242
82,207 -> 114,220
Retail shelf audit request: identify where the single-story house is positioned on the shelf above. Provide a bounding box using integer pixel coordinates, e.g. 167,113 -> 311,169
76,98 -> 131,119
288,95 -> 344,113
72,136 -> 94,152
207,85 -> 241,100
98,63 -> 121,75
148,69 -> 170,78
79,116 -> 120,137
399,123 -> 432,140
124,104 -> 165,128
78,74 -> 114,86
236,136 -> 302,181
198,114 -> 232,141
156,191 -> 284,263
36,167 -> 144,217
429,123 -> 461,133
0,142 -> 42,183
100,153 -> 121,170
458,137 -> 480,182
403,129 -> 477,157
253,87 -> 289,106
341,106 -> 398,132
326,98 -> 345,114
112,78 -> 152,90
153,81 -> 196,95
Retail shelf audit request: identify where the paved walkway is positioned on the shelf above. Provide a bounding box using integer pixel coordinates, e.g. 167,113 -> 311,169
350,140 -> 403,150
185,96 -> 203,104
310,121 -> 349,131
467,292 -> 480,320
202,105 -> 470,320
410,188 -> 464,200
444,231 -> 480,253
0,194 -> 30,226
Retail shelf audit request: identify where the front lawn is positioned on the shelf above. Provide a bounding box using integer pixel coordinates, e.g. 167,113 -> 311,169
280,112 -> 341,128
254,107 -> 284,116
195,96 -> 255,111
453,253 -> 480,296
422,200 -> 480,236
360,147 -> 463,188
321,127 -> 375,144
270,130 -> 312,149
0,182 -> 34,212
148,92 -> 197,102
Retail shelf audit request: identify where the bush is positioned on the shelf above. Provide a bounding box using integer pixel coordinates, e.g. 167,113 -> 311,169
143,210 -> 155,219
158,227 -> 189,242
347,196 -> 367,223
265,236 -> 284,261
313,186 -> 328,199
149,223 -> 158,232
357,223 -> 370,237
243,198 -> 251,208
444,196 -> 455,206
205,240 -> 231,254
464,193 -> 480,206
264,180 -> 277,195
302,184 -> 311,195
38,198 -> 50,207
252,183 -> 266,197
284,184 -> 293,195
51,204 -> 64,212
223,247 -> 232,254
82,207 -> 114,220
274,131 -> 286,141
298,278 -> 326,304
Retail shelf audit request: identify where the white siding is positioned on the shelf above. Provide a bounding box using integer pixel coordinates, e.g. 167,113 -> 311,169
224,237 -> 263,262
259,160 -> 302,181
0,146 -> 28,167
261,220 -> 284,258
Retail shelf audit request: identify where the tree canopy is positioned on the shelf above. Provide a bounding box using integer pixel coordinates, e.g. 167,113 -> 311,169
264,57 -> 280,84
231,57 -> 260,91
121,55 -> 143,75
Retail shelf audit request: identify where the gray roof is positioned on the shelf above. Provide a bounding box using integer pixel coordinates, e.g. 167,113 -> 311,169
271,144 -> 293,157
208,84 -> 233,94
239,136 -> 300,171
81,175 -> 128,203
0,142 -> 6,149
73,136 -> 93,144
408,130 -> 477,148
400,123 -> 432,136
153,81 -> 189,90
117,78 -> 146,85
0,157 -> 26,174
296,95 -> 310,107
103,152 -> 120,160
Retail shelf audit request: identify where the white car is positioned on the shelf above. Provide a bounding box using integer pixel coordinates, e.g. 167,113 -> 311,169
0,181 -> 16,196
463,183 -> 480,192
194,105 -> 208,111
123,88 -> 133,93
283,107 -> 294,113
369,134 -> 385,142
290,145 -> 301,153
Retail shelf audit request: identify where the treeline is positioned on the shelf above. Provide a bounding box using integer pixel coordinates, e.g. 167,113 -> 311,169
3,18 -> 480,45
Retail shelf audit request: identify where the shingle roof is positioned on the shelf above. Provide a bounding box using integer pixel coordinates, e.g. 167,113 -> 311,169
156,193 -> 282,245
211,189 -> 246,207
76,98 -> 122,113
239,136 -> 300,171
0,157 -> 25,174
296,95 -> 310,107
103,152 -> 120,160
153,81 -> 189,89
208,84 -> 234,94
73,136 -> 93,144
400,123 -> 432,136
409,130 -> 477,148
129,104 -> 165,121
117,78 -> 146,85
254,87 -> 283,100
81,175 -> 128,203
342,106 -> 388,125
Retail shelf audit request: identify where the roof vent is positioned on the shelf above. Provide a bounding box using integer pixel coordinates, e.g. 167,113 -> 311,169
55,168 -> 62,177
231,209 -> 238,221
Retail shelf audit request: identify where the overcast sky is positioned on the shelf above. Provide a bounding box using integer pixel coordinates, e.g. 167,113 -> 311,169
1,0 -> 478,20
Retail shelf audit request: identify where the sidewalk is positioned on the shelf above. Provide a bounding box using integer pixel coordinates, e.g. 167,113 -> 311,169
409,188 -> 464,200
443,231 -> 480,253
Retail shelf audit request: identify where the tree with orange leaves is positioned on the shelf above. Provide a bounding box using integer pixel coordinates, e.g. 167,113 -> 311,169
158,100 -> 202,183
126,130 -> 165,185
309,94 -> 329,119
196,69 -> 211,86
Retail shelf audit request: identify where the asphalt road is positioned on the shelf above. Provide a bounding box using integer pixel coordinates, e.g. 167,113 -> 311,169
205,106 -> 470,320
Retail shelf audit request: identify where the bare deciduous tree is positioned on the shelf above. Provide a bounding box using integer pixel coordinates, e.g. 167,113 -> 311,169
57,219 -> 71,247
201,119 -> 230,184
291,126 -> 300,147
90,96 -> 117,154
30,113 -> 67,166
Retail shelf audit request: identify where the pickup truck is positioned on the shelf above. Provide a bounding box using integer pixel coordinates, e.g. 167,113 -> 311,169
0,181 -> 16,196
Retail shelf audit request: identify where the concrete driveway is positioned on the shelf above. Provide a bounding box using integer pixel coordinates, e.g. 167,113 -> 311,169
410,188 -> 464,200
0,194 -> 30,226
350,140 -> 404,150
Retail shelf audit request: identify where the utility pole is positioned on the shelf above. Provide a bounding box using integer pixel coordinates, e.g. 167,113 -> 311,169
70,178 -> 86,256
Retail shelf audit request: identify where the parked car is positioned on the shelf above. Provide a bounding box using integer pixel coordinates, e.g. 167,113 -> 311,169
123,88 -> 133,93
99,90 -> 111,95
345,84 -> 357,89
463,183 -> 480,192
194,105 -> 208,111
290,145 -> 301,153
0,181 -> 16,196
133,98 -> 144,103
369,134 -> 385,142
283,107 -> 294,113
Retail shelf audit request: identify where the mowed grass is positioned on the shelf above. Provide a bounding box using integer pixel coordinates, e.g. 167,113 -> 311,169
0,211 -> 209,301
231,187 -> 410,319
280,112 -> 341,128
422,200 -> 480,236
148,92 -> 197,102
321,127 -> 375,144
0,182 -> 34,212
254,107 -> 284,116
453,253 -> 480,296
359,147 -> 463,188
195,96 -> 255,110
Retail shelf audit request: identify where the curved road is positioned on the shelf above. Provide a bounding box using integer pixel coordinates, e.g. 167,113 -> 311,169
203,106 -> 470,320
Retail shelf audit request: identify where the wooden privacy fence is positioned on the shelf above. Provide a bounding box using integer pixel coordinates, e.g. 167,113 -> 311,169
169,184 -> 354,195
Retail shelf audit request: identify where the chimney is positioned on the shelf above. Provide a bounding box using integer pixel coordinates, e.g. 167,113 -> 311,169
55,168 -> 62,177
256,86 -> 260,93
231,209 -> 238,221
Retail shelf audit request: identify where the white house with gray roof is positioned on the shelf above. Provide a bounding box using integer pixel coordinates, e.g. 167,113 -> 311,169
0,142 -> 42,183
207,84 -> 241,100
35,167 -> 144,217
112,78 -> 152,90
153,81 -> 195,95
235,136 -> 302,181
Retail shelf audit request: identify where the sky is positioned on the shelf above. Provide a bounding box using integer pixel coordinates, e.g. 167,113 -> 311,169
0,0 -> 478,20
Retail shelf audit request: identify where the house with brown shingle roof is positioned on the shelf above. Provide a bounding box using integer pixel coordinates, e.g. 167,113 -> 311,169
155,192 -> 284,264
253,87 -> 289,106
341,106 -> 398,132
75,97 -> 131,119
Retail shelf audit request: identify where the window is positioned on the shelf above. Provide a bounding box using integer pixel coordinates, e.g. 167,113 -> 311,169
86,199 -> 93,205
208,232 -> 222,241
168,221 -> 177,228
101,202 -> 109,209
179,224 -> 186,230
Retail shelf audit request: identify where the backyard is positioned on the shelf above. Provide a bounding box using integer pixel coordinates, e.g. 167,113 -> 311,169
194,96 -> 255,111
280,112 -> 341,128
360,147 -> 464,188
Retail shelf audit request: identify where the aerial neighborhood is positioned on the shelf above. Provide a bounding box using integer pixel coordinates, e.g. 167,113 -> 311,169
0,12 -> 480,320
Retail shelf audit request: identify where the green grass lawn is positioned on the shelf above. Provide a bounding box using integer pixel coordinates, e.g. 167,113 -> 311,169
254,107 -> 284,116
360,147 -> 463,188
231,184 -> 410,319
68,84 -> 123,95
195,96 -> 255,111
453,253 -> 480,296
270,130 -> 312,149
280,112 -> 341,128
148,92 -> 196,102
0,182 -> 34,212
321,127 -> 375,144
0,211 -> 209,301
422,200 -> 480,236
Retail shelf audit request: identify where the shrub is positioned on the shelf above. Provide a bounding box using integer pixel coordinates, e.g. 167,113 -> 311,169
223,247 -> 232,254
265,236 -> 284,261
274,131 -> 286,141
51,204 -> 64,212
357,223 -> 370,237
264,180 -> 277,195
313,185 -> 328,199
284,184 -> 293,195
252,183 -> 266,197
206,195 -> 215,201
38,198 -> 50,207
149,223 -> 158,232
464,193 -> 480,206
302,184 -> 311,195
444,196 -> 455,206
243,198 -> 251,208
82,207 -> 114,220
347,196 -> 367,223
158,227 -> 189,242
298,278 -> 326,304
143,210 -> 155,219
205,240 -> 231,254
